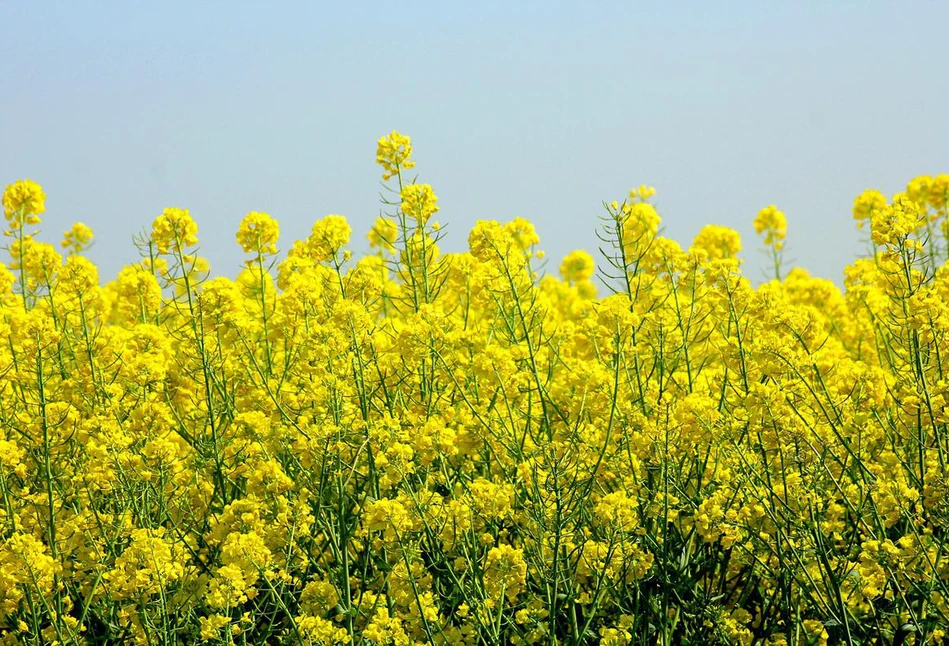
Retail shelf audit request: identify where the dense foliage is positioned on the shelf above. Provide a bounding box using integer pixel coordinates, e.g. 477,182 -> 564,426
1,135 -> 949,645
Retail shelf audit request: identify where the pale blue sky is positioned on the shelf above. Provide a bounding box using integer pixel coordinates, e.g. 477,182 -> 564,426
2,1 -> 947,284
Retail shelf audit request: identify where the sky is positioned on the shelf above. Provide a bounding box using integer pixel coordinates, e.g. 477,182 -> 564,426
2,1 -> 948,285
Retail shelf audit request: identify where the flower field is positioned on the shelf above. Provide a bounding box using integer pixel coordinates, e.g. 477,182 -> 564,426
1,133 -> 949,645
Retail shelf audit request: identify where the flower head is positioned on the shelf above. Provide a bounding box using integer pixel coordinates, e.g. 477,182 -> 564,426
691,225 -> 742,263
870,194 -> 924,247
3,179 -> 45,229
753,205 -> 787,249
61,222 -> 94,254
400,184 -> 439,225
853,189 -> 887,229
151,207 -> 199,254
560,249 -> 595,283
301,214 -> 351,262
236,211 -> 280,255
376,131 -> 416,181
368,216 -> 399,253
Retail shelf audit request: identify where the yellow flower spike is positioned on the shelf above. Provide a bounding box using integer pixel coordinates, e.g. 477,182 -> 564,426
483,544 -> 527,602
400,183 -> 439,225
368,216 -> 398,253
629,184 -> 657,203
620,202 -> 661,259
929,173 -> 949,209
906,175 -> 933,205
151,206 -> 199,254
870,194 -> 925,247
2,179 -> 45,229
753,205 -> 787,248
376,130 -> 416,181
853,188 -> 887,229
236,211 -> 279,255
691,224 -> 742,262
60,221 -> 95,254
560,249 -> 595,283
303,214 -> 351,262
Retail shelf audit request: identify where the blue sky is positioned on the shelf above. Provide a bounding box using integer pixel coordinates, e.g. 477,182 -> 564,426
2,1 -> 947,284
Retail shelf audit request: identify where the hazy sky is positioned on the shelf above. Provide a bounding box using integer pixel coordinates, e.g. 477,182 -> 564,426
2,1 -> 948,285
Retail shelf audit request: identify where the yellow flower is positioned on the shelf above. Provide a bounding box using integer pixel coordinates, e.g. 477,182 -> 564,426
628,184 -> 657,202
620,202 -> 661,259
505,217 -> 540,251
560,249 -> 595,283
400,183 -> 439,224
0,439 -> 27,478
107,264 -> 162,322
363,498 -> 414,541
0,533 -> 59,619
483,544 -> 527,602
2,179 -> 45,229
60,221 -> 94,254
11,237 -> 62,290
151,206 -> 199,254
58,254 -> 99,295
594,491 -> 641,531
753,205 -> 787,248
691,224 -> 741,262
852,188 -> 887,228
236,211 -> 280,255
296,615 -> 351,644
364,606 -> 409,645
376,130 -> 416,180
468,478 -> 515,521
928,173 -> 949,209
870,194 -> 923,247
368,216 -> 399,252
301,214 -> 351,262
299,578 -> 340,617
104,528 -> 185,600
198,614 -> 231,641
906,175 -> 933,205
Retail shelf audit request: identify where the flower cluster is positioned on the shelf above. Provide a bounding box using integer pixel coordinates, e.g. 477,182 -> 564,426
753,204 -> 786,248
376,131 -> 416,181
2,179 -> 45,229
236,211 -> 280,256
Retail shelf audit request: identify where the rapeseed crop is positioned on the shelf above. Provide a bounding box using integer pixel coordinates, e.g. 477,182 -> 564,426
1,134 -> 949,644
